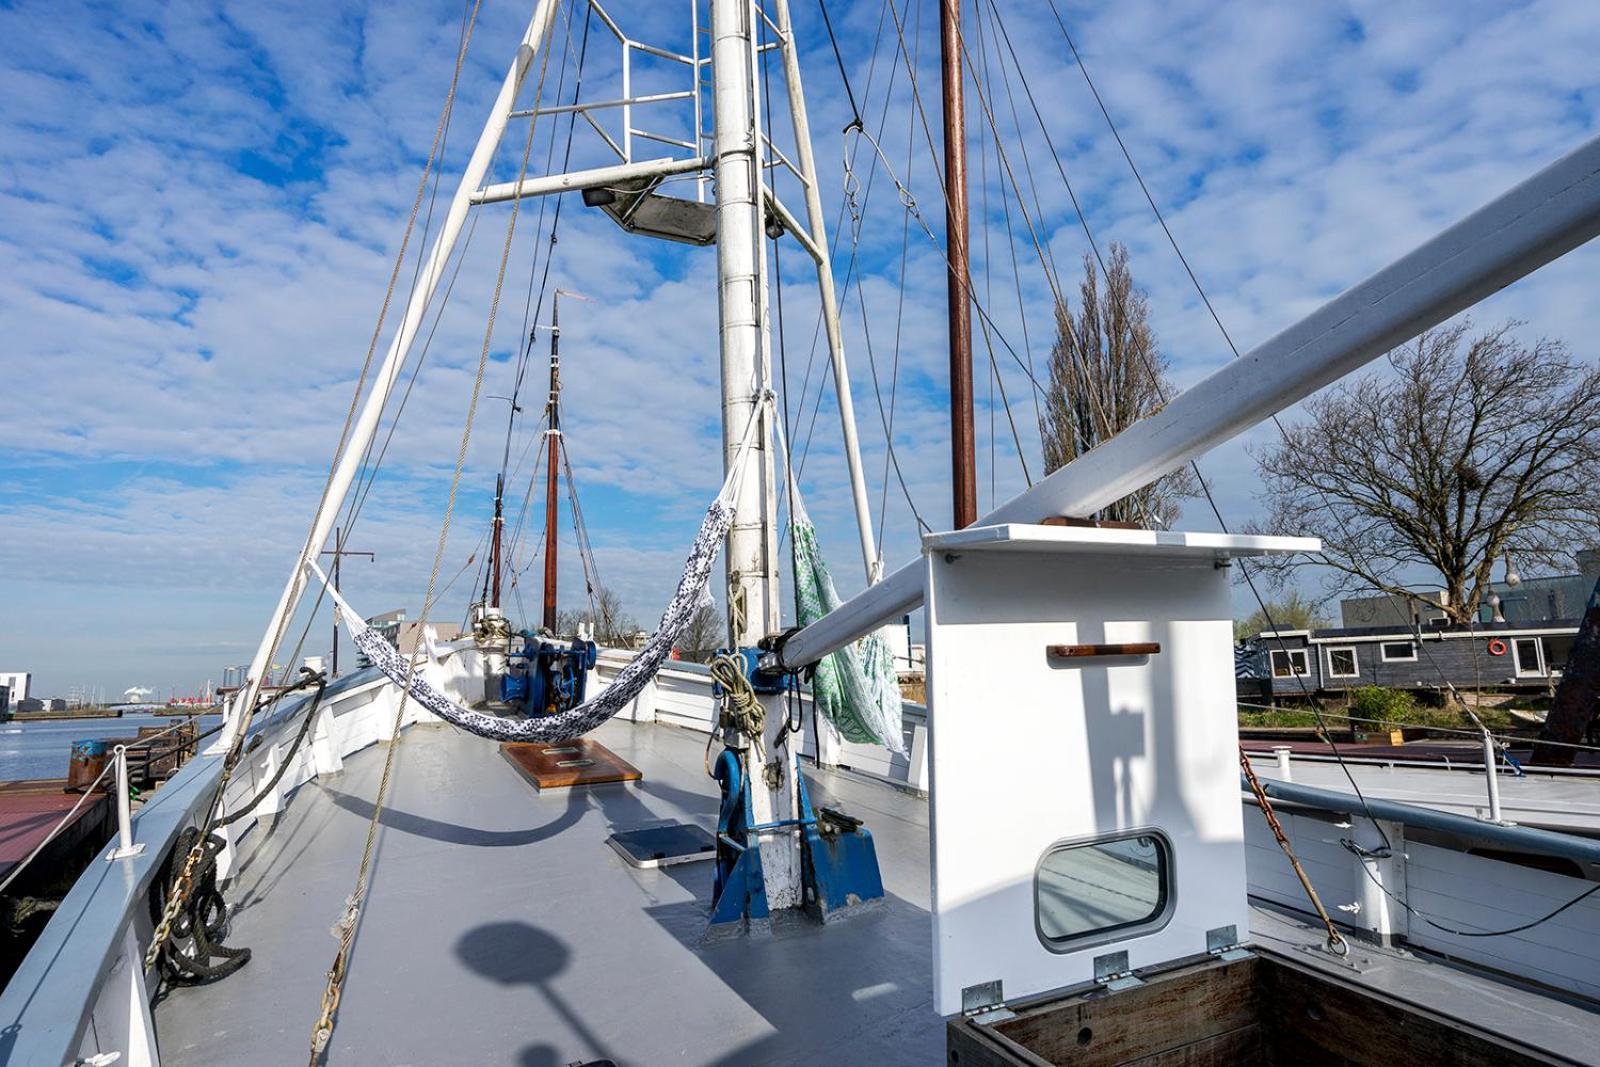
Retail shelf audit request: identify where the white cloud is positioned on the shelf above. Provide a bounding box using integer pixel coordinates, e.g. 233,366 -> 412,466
2,0 -> 1597,696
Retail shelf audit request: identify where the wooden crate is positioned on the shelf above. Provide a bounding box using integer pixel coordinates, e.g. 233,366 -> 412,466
947,949 -> 1576,1066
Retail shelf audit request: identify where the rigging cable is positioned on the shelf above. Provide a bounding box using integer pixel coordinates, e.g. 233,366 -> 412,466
969,0 -> 1029,493
501,3 -> 594,487
559,439 -> 606,620
792,0 -> 938,538
307,18 -> 557,1060
994,0 -> 1403,903
143,0 -> 489,986
952,6 -> 1118,468
816,0 -> 864,131
1028,0 -> 1486,833
790,0 -> 906,480
1020,0 -> 1600,939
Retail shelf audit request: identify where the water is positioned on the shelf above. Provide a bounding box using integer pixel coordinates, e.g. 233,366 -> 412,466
0,714 -> 224,781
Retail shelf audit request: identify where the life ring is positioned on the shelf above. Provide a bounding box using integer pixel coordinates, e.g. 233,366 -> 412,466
1487,638 -> 1508,657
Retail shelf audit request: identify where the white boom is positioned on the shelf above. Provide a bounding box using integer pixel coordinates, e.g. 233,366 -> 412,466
777,132 -> 1600,669
220,1 -> 562,747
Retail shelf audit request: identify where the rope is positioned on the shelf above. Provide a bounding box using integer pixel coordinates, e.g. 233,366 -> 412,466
147,827 -> 251,983
241,0 -> 488,735
501,3 -> 594,486
1343,847 -> 1600,938
560,439 -> 606,616
307,19 -> 553,1059
1240,749 -> 1349,956
143,675 -> 323,973
142,691 -> 322,985
711,653 -> 766,762
816,0 -> 863,131
790,0 -> 905,483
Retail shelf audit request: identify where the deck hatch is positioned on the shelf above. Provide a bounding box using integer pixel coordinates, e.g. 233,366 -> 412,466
501,738 -> 642,790
607,823 -> 716,868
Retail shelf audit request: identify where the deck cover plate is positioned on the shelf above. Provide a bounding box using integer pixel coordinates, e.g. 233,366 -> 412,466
501,737 -> 642,790
606,823 -> 716,868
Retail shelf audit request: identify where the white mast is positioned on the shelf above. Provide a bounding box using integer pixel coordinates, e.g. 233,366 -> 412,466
219,0 -> 564,748
711,0 -> 801,908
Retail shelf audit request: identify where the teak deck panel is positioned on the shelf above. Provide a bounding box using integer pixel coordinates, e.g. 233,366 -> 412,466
500,737 -> 642,789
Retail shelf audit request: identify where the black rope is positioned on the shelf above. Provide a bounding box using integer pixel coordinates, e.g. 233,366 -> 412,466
817,0 -> 863,131
148,826 -> 250,984
1344,840 -> 1600,937
147,673 -> 327,985
214,677 -> 327,830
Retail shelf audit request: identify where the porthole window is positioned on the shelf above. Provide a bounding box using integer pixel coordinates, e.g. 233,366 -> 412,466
1035,830 -> 1174,951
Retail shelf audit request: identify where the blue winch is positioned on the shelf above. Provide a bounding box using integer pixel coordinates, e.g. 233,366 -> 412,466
501,633 -> 598,715
707,646 -> 885,930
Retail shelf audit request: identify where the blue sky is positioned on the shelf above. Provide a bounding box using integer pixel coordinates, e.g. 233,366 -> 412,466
3,0 -> 1599,700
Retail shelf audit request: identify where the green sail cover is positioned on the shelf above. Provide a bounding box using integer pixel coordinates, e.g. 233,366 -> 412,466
790,498 -> 906,754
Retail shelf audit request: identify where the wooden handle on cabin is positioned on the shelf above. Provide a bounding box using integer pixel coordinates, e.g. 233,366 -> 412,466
1046,642 -> 1161,659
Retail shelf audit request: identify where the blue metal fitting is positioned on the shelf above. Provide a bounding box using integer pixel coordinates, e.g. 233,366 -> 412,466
712,647 -> 788,696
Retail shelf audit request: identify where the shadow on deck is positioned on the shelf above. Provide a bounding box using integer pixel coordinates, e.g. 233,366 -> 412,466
154,719 -> 941,1067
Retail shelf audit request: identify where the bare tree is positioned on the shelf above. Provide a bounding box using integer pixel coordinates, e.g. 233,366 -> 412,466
554,586 -> 636,645
676,603 -> 724,663
1253,321 -> 1600,624
591,585 -> 635,646
1039,243 -> 1195,527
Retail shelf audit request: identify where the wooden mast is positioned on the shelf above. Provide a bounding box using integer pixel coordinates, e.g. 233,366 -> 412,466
939,0 -> 976,528
542,295 -> 563,632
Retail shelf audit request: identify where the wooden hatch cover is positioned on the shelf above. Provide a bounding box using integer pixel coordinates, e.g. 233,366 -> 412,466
501,737 -> 642,790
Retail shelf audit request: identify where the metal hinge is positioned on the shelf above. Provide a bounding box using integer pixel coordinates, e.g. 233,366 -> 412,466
1206,924 -> 1253,963
960,979 -> 1015,1023
1093,950 -> 1145,992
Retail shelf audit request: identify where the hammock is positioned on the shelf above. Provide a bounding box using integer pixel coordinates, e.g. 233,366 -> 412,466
305,409 -> 761,745
789,491 -> 907,755
310,496 -> 732,744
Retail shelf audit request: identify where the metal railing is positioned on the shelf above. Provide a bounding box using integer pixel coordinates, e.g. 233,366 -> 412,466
0,716 -> 212,897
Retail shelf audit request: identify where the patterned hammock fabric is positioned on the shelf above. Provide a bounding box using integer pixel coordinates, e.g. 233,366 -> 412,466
326,496 -> 735,744
790,495 -> 906,755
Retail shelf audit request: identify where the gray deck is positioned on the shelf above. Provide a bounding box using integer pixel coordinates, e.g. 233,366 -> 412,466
154,716 -> 1600,1066
155,719 -> 940,1066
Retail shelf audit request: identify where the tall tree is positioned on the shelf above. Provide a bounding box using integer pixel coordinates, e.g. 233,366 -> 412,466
1253,321 -> 1600,624
1039,243 -> 1194,527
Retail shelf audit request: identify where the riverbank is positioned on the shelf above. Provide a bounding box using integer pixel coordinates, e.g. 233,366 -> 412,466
7,706 -> 216,723
0,714 -> 224,780
7,708 -> 123,722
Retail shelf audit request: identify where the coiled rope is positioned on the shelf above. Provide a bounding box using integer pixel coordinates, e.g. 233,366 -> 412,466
145,672 -> 326,978
710,653 -> 765,762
